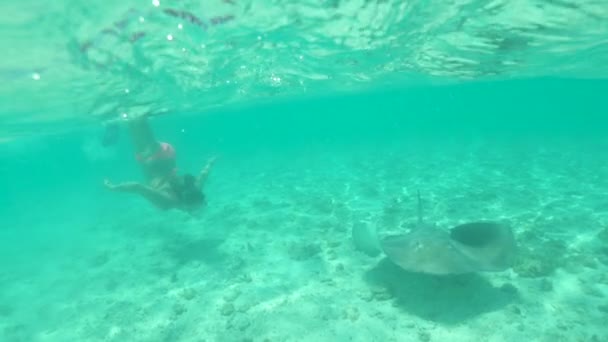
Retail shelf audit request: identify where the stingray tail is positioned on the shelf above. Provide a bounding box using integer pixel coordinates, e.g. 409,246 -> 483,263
352,221 -> 382,257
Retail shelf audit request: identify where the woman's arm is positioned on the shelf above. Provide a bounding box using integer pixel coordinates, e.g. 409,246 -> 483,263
196,157 -> 217,188
104,180 -> 176,209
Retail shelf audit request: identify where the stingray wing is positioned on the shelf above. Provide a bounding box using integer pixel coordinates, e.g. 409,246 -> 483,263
448,222 -> 517,272
380,227 -> 479,275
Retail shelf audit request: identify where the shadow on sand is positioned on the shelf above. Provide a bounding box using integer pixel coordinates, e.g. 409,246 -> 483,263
364,259 -> 517,324
165,234 -> 229,266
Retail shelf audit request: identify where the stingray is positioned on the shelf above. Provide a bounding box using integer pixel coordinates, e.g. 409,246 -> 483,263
353,191 -> 517,275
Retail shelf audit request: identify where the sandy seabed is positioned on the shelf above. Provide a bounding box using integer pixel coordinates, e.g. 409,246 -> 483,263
1,138 -> 607,342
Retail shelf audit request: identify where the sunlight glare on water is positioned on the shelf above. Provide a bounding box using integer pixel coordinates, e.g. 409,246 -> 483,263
0,0 -> 607,137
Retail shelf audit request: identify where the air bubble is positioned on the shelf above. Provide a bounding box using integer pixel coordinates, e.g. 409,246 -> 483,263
270,75 -> 282,86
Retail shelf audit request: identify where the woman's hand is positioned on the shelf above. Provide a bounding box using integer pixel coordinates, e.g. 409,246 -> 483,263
206,156 -> 218,167
104,179 -> 117,190
104,179 -> 140,192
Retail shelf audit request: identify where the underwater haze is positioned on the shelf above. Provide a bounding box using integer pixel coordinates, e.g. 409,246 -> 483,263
1,0 -> 608,341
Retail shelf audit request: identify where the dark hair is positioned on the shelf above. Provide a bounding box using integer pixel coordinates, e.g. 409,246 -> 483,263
174,174 -> 205,206
183,174 -> 196,186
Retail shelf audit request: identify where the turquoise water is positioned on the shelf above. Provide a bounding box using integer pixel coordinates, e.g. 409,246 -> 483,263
2,1 -> 608,341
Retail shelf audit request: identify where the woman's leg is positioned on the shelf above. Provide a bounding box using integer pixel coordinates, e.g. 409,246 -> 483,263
128,117 -> 159,156
127,116 -> 162,181
126,107 -> 170,155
